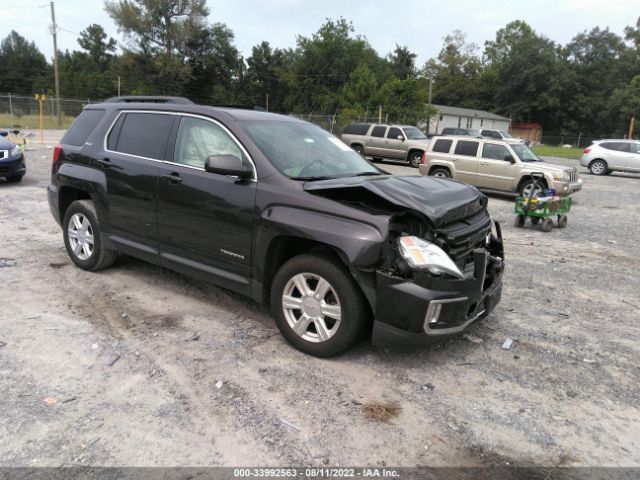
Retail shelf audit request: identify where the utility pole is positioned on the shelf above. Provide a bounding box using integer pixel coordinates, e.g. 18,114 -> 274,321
50,1 -> 62,127
629,117 -> 636,139
427,76 -> 434,133
118,76 -> 121,96
265,93 -> 269,112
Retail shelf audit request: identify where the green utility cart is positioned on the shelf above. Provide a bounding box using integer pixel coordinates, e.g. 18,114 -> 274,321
514,173 -> 572,232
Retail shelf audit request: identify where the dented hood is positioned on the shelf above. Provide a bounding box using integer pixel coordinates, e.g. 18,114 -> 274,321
303,175 -> 487,228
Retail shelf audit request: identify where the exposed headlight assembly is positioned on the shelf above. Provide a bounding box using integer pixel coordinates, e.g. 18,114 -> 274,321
398,236 -> 464,279
10,145 -> 21,158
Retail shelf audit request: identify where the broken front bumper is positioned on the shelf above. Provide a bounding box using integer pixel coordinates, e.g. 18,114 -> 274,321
371,224 -> 504,347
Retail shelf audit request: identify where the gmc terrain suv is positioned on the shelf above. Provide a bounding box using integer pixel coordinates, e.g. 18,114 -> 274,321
419,136 -> 582,197
48,97 -> 504,357
341,123 -> 430,167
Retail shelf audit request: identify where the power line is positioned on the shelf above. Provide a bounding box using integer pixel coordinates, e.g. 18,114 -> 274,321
0,4 -> 48,10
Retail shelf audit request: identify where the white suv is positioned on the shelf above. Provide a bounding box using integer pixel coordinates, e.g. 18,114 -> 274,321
580,140 -> 640,175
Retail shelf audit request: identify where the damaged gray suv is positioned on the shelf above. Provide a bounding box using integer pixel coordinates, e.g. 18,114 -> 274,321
48,96 -> 504,357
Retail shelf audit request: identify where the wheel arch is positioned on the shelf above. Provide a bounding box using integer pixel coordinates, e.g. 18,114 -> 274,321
589,158 -> 608,168
261,235 -> 352,305
516,174 -> 548,193
58,186 -> 93,223
428,164 -> 452,176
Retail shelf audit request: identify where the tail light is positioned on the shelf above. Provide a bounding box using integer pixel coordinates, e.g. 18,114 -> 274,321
421,152 -> 427,164
53,145 -> 62,163
583,148 -> 591,154
52,145 -> 62,174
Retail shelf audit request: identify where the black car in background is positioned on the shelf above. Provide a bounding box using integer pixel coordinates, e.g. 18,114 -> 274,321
48,96 -> 504,357
0,133 -> 26,182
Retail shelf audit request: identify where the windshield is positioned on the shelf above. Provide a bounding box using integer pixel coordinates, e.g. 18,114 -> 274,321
402,127 -> 427,140
242,121 -> 381,179
500,131 -> 513,138
512,143 -> 542,162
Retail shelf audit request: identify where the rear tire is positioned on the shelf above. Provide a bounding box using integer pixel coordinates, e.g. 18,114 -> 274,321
352,145 -> 364,156
558,215 -> 568,228
542,218 -> 554,232
430,167 -> 451,179
63,200 -> 117,271
408,151 -> 422,168
589,159 -> 607,176
270,253 -> 368,357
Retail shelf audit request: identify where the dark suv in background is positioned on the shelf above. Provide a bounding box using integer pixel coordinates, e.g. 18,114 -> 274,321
48,96 -> 504,357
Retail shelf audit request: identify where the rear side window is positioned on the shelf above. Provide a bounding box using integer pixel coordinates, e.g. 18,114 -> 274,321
432,139 -> 453,153
601,142 -> 630,152
454,140 -> 479,157
442,128 -> 454,134
371,126 -> 387,138
109,112 -> 174,160
343,124 -> 370,135
387,127 -> 402,139
62,109 -> 105,146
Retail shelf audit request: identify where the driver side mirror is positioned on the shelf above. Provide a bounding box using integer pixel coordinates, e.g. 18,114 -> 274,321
397,135 -> 404,141
204,154 -> 252,179
504,154 -> 515,163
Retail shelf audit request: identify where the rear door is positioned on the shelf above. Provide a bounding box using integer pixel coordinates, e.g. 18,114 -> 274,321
451,139 -> 480,184
600,142 -> 629,169
101,111 -> 175,260
156,115 -> 257,293
476,142 -> 518,191
366,125 -> 388,156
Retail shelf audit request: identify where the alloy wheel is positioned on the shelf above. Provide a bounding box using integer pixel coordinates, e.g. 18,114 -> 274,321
67,213 -> 95,261
282,273 -> 342,343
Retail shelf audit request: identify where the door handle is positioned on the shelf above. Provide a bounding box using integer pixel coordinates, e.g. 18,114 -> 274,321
97,157 -> 112,168
162,172 -> 183,184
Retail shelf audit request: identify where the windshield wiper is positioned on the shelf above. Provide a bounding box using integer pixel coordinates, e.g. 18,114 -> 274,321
290,175 -> 336,181
352,171 -> 382,177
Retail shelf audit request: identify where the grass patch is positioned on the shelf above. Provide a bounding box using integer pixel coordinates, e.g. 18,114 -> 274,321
0,113 -> 76,130
532,145 -> 583,159
363,401 -> 401,422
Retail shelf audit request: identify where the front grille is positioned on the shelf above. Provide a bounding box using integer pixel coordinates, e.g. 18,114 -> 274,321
569,170 -> 577,183
435,210 -> 492,268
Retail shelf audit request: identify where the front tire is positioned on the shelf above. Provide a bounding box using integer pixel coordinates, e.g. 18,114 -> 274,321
270,253 -> 368,357
352,145 -> 364,156
63,200 -> 117,271
589,159 -> 607,176
519,178 -> 545,198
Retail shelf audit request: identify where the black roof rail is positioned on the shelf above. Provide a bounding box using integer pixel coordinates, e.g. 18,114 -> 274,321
103,96 -> 194,105
211,104 -> 267,111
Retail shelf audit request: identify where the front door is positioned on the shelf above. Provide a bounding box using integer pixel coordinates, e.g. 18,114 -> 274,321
100,111 -> 176,260
157,115 -> 257,293
476,142 -> 518,191
383,127 -> 405,159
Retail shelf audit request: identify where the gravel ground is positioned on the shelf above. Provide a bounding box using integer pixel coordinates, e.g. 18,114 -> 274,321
0,139 -> 639,467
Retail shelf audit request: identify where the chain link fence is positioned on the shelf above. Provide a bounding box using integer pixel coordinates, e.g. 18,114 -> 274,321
0,93 -> 91,130
288,114 -> 427,134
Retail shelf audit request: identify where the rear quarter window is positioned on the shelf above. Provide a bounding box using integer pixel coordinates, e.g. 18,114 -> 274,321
343,124 -> 370,135
62,109 -> 105,146
601,142 -> 629,152
432,139 -> 453,153
454,140 -> 479,157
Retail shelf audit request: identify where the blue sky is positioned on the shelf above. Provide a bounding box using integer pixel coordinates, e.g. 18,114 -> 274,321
0,0 -> 637,66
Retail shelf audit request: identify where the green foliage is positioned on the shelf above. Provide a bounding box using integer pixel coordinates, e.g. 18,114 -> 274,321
1,12 -> 638,136
0,31 -> 50,95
